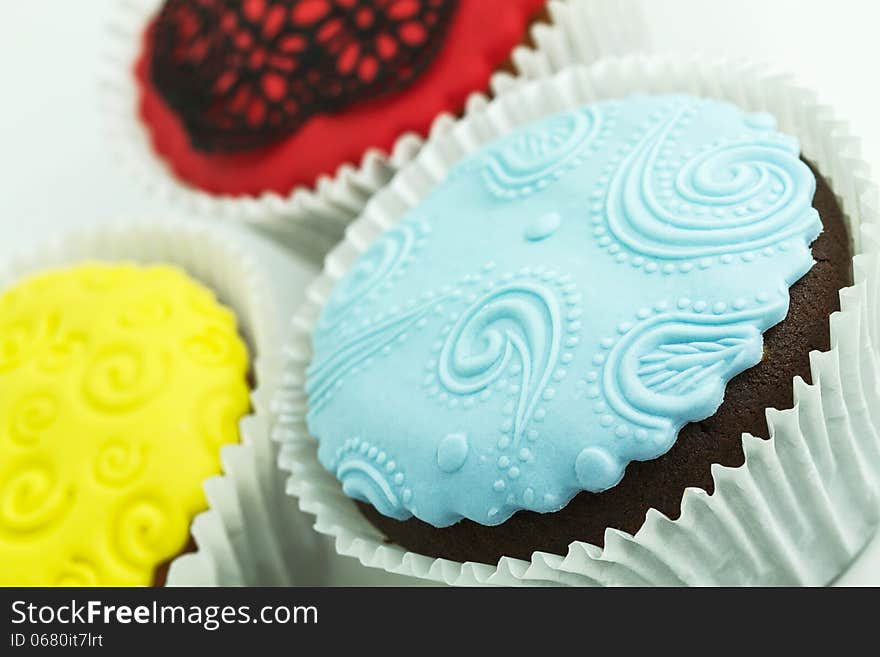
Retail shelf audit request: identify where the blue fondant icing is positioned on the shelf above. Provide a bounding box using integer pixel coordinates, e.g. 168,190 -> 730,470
306,94 -> 823,528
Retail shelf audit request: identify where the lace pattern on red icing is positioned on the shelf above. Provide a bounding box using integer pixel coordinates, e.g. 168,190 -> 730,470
150,0 -> 458,152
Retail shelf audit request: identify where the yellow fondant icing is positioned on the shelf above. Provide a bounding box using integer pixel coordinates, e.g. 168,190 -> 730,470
0,263 -> 250,586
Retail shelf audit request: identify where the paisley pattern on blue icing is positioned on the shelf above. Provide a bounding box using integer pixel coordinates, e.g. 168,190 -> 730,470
438,280 -> 562,448
471,107 -> 605,199
318,219 -> 430,330
306,94 -> 823,528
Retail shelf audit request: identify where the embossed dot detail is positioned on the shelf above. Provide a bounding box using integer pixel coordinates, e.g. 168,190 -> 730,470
745,112 -> 777,130
436,433 -> 468,473
524,212 -> 562,242
575,448 -> 624,491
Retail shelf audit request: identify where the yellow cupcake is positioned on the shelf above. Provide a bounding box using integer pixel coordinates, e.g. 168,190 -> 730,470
0,263 -> 250,586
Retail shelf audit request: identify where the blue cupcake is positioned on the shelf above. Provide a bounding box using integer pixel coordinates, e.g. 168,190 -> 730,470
276,63 -> 879,586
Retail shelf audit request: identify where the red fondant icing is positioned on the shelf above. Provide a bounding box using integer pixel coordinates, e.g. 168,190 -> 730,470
135,0 -> 545,197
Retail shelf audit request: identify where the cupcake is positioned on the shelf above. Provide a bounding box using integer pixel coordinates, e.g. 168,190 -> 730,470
139,0 -> 547,196
111,0 -> 545,252
0,222 -> 282,586
276,61 -> 880,586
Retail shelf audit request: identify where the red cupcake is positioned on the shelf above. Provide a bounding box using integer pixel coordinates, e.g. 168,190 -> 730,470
105,0 -> 545,248
139,0 -> 546,196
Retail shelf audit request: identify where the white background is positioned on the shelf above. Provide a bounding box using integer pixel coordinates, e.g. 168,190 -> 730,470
1,0 -> 879,585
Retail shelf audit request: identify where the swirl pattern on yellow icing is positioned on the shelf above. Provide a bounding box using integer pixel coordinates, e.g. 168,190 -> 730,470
0,263 -> 250,585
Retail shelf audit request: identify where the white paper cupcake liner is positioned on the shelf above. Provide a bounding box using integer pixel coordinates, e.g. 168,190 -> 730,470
0,219 -> 316,586
508,0 -> 649,81
273,55 -> 880,586
99,0 -> 646,264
